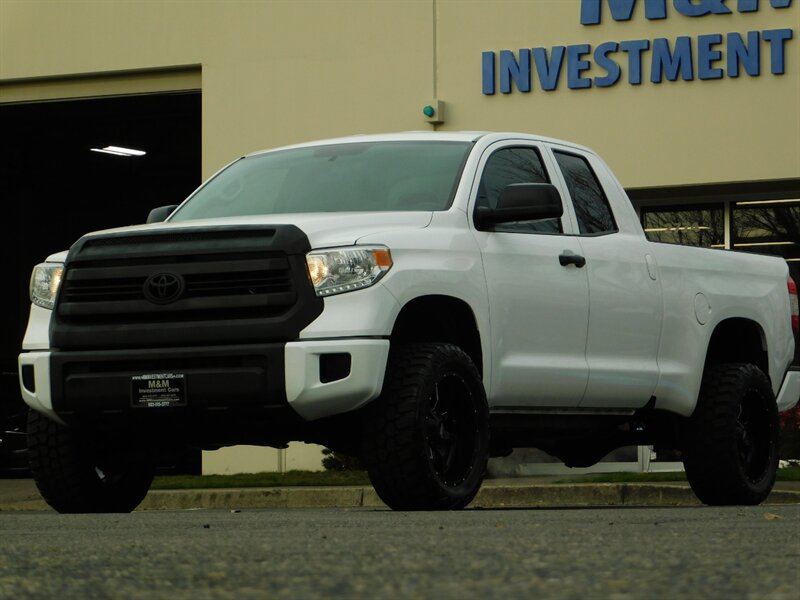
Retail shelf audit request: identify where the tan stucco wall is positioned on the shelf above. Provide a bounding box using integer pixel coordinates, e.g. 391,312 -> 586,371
0,0 -> 435,179
437,0 -> 800,187
1,0 -> 798,188
202,443 -> 325,475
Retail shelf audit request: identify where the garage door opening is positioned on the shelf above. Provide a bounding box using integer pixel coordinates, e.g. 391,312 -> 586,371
0,91 -> 201,473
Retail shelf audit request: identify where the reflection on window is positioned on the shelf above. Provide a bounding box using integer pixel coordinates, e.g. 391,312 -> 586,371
732,201 -> 800,261
477,147 -> 561,234
642,206 -> 724,248
553,151 -> 616,235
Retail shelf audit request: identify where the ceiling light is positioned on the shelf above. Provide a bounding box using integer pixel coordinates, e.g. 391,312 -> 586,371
736,199 -> 800,206
644,226 -> 710,232
90,145 -> 146,157
733,241 -> 795,247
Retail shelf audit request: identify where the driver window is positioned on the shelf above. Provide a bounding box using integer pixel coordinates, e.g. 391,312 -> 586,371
476,147 -> 561,234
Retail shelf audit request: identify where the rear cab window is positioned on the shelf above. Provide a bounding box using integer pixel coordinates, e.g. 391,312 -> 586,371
553,150 -> 618,236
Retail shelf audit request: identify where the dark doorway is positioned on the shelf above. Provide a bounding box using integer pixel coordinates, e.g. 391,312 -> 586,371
0,92 -> 201,473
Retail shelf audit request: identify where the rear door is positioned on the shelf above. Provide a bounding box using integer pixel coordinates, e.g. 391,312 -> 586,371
549,146 -> 663,408
471,141 -> 589,409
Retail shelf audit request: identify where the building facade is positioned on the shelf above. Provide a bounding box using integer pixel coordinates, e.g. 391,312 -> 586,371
1,0 -> 798,473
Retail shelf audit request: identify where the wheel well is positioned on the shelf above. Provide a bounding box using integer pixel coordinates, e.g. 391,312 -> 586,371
704,318 -> 768,375
390,295 -> 483,375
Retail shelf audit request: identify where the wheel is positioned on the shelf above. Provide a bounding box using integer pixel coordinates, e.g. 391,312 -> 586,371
361,343 -> 490,510
681,363 -> 779,505
27,410 -> 155,513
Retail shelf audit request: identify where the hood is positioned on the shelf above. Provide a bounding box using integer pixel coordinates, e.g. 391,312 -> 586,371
72,211 -> 434,250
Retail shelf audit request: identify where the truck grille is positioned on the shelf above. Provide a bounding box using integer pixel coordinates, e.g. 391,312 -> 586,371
51,225 -> 322,349
59,256 -> 294,323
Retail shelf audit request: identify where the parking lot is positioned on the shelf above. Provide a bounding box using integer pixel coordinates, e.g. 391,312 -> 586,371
0,505 -> 797,599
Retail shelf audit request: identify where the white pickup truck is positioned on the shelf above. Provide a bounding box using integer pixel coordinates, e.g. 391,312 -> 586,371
18,132 -> 800,512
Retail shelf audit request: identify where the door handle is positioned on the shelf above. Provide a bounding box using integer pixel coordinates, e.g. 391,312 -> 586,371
559,252 -> 586,268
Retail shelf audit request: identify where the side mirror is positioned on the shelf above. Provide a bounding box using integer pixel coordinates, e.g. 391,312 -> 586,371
146,205 -> 179,224
474,183 -> 563,230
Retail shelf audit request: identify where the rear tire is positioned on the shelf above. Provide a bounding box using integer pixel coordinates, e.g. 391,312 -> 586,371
681,363 -> 779,505
362,343 -> 489,510
27,410 -> 154,513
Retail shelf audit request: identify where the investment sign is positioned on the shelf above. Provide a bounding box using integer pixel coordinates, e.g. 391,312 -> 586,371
481,0 -> 796,93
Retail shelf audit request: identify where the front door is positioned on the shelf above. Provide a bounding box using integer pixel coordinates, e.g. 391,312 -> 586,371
472,143 -> 590,409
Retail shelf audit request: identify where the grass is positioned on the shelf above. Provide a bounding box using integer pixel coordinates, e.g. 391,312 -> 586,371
556,465 -> 800,484
555,471 -> 688,484
149,466 -> 800,490
150,469 -> 371,490
777,465 -> 800,481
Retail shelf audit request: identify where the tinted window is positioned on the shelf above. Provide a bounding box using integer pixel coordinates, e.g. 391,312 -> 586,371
476,147 -> 560,234
171,141 -> 471,221
554,151 -> 616,235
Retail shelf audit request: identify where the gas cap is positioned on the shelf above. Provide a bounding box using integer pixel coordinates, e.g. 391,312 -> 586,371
694,292 -> 711,325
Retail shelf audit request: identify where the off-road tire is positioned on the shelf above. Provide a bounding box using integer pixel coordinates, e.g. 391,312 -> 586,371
362,343 -> 489,510
27,410 -> 155,513
682,363 -> 779,505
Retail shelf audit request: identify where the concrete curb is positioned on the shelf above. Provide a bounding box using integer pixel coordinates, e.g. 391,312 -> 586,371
109,484 -> 800,511
134,483 -> 800,511
2,483 -> 798,512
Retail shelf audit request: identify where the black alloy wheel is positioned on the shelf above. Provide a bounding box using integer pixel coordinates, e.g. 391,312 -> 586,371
682,363 -> 779,505
362,343 -> 490,510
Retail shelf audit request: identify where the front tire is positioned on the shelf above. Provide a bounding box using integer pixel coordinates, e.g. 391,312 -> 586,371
681,363 -> 779,505
27,410 -> 155,513
362,343 -> 490,510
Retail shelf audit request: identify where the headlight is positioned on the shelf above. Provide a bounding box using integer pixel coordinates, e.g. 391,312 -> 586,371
30,263 -> 64,310
306,246 -> 392,297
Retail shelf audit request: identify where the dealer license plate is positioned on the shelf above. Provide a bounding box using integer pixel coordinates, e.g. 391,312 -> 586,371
131,373 -> 187,408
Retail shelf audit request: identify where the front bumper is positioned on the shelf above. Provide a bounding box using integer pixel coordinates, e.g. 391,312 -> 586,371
18,338 -> 389,432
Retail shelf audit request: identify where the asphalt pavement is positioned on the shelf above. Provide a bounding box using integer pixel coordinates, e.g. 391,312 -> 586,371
1,476 -> 799,512
1,506 -> 798,599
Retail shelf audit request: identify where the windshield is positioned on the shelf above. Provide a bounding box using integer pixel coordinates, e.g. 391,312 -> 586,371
170,141 -> 472,221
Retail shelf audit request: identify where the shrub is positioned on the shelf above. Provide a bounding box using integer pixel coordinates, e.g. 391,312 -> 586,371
321,448 -> 364,471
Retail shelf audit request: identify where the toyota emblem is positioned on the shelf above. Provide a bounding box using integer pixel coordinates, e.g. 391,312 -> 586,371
143,272 -> 185,305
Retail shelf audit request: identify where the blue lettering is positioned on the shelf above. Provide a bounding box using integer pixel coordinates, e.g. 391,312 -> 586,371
594,42 -> 622,86
581,0 -> 791,24
698,33 -> 724,79
739,0 -> 793,10
533,46 -> 566,91
500,50 -> 531,93
567,44 -> 593,88
727,31 -> 761,77
482,51 -> 495,95
581,0 -> 667,25
673,0 -> 732,16
651,37 -> 694,82
763,28 -> 793,74
620,39 -> 650,84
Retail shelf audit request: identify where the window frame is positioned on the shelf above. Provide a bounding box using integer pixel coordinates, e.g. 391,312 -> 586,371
469,142 -> 574,236
550,149 -> 619,237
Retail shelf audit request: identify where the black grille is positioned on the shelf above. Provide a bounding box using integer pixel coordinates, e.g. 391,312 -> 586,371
59,256 -> 294,323
51,225 -> 323,349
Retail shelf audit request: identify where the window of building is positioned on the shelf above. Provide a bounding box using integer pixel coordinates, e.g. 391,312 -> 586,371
641,205 -> 725,248
553,151 -> 616,235
476,146 -> 560,233
732,200 -> 800,263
